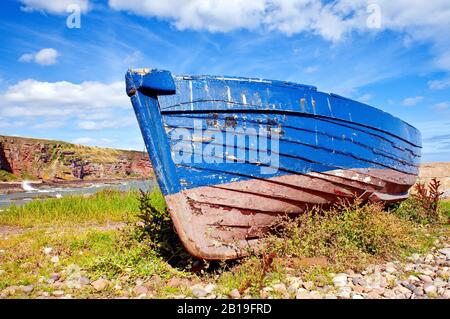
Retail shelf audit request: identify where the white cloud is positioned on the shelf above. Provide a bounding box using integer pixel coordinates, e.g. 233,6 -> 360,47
109,0 -> 266,33
304,66 -> 318,74
0,120 -> 27,129
77,117 -> 135,130
20,0 -> 89,14
401,96 -> 424,106
108,0 -> 450,70
33,121 -> 66,129
18,48 -> 59,66
428,78 -> 450,90
18,53 -> 34,63
1,79 -> 128,117
123,50 -> 143,66
0,78 -> 132,140
107,1 -> 450,39
34,48 -> 59,65
434,102 -> 449,110
357,94 -> 372,103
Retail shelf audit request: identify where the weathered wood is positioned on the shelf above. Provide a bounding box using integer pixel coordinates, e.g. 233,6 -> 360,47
126,69 -> 421,260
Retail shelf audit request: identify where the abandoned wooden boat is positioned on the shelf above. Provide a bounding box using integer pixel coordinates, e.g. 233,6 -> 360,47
125,68 -> 421,260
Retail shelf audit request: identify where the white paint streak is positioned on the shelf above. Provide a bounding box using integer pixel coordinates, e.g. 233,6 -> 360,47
242,93 -> 247,105
189,80 -> 193,111
327,97 -> 333,115
363,176 -> 372,183
226,86 -> 231,104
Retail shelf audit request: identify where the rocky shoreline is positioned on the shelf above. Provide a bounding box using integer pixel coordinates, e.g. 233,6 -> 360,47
189,243 -> 450,300
2,239 -> 448,299
0,177 -> 152,195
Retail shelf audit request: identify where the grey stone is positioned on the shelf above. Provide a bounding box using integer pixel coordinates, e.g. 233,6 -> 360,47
79,276 -> 90,286
332,273 -> 348,288
438,248 -> 450,258
191,286 -> 208,298
366,291 -> 381,299
383,290 -> 397,298
441,290 -> 450,299
21,285 -> 34,294
404,284 -> 417,292
133,285 -> 148,296
424,284 -> 437,294
309,291 -> 322,299
272,283 -> 287,293
91,278 -> 109,292
336,287 -> 352,299
228,288 -> 241,299
295,288 -> 310,299
204,284 -> 216,294
352,278 -> 365,286
50,256 -> 60,263
385,266 -> 396,274
418,274 -> 433,283
287,284 -> 299,294
433,278 -> 446,288
413,287 -> 424,296
52,290 -> 65,296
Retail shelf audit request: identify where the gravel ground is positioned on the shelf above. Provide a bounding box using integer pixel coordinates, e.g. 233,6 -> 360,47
2,242 -> 448,299
183,245 -> 450,300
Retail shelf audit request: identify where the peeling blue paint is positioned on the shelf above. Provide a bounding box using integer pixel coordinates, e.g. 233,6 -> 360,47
126,69 -> 422,196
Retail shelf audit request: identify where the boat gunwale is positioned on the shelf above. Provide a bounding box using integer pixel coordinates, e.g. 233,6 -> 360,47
164,73 -> 421,136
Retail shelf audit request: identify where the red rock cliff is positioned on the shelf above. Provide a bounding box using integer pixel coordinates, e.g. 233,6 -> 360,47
0,135 -> 152,181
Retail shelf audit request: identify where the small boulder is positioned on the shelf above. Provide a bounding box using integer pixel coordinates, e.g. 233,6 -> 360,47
91,278 -> 109,292
418,274 -> 432,283
423,284 -> 437,294
228,288 -> 241,299
133,285 -> 148,297
332,273 -> 348,288
438,248 -> 450,258
191,285 -> 208,298
50,256 -> 60,264
21,285 -> 34,294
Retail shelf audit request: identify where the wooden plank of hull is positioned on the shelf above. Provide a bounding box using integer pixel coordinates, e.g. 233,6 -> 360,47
165,168 -> 415,260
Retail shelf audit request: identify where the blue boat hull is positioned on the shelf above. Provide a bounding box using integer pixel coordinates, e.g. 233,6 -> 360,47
126,69 -> 421,260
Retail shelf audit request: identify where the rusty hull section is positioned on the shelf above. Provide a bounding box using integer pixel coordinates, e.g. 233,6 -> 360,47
165,168 -> 415,260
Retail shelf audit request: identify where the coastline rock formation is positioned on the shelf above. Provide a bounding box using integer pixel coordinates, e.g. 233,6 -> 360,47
0,135 -> 152,181
419,162 -> 450,198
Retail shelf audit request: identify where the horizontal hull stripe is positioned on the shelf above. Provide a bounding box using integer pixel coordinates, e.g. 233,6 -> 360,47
163,113 -> 420,158
165,124 -> 418,174
160,104 -> 421,148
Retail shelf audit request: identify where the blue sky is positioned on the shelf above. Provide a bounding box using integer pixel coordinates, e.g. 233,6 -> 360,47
0,0 -> 449,163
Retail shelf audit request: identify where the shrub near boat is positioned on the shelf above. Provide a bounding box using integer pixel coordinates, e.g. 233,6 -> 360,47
126,68 -> 421,260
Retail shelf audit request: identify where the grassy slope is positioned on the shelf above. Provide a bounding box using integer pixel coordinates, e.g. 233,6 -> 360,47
0,170 -> 18,182
0,190 -> 188,297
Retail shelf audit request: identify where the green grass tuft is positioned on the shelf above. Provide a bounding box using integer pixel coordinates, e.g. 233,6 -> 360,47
0,189 -> 141,227
0,169 -> 18,182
